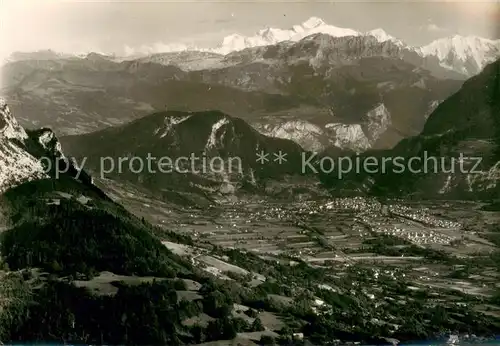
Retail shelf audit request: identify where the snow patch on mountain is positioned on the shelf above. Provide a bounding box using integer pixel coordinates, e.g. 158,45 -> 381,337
466,160 -> 500,191
255,120 -> 328,152
365,28 -> 404,46
206,117 -> 230,150
113,17 -> 367,57
155,115 -> 192,138
253,104 -> 391,153
437,160 -> 500,194
10,17 -> 499,78
366,103 -> 391,143
325,123 -> 371,152
425,100 -> 442,120
8,16 -> 499,80
439,175 -> 454,194
212,21 -> 500,73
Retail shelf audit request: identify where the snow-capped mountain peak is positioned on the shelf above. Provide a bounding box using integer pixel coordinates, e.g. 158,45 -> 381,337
421,35 -> 499,60
419,34 -> 500,75
302,16 -> 326,29
292,16 -> 360,39
214,17 -> 361,54
6,17 -> 499,78
212,17 -> 421,55
365,28 -> 404,46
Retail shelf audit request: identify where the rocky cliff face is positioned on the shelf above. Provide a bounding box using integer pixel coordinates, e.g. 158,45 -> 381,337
0,99 -> 94,193
0,99 -> 48,192
321,59 -> 500,199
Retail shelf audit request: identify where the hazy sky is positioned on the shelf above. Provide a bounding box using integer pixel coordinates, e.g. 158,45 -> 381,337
1,0 -> 499,58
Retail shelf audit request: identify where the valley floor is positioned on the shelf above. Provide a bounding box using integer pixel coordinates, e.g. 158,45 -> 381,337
97,178 -> 500,344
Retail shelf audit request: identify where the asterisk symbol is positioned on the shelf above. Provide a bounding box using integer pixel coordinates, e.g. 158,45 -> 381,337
256,150 -> 269,164
273,151 -> 287,164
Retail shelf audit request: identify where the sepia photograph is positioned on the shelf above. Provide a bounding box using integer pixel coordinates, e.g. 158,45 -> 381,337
0,0 -> 499,344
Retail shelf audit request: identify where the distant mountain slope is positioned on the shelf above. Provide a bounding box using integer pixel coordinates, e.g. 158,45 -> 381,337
1,58 -> 300,135
213,33 -> 465,80
3,49 -> 78,63
59,110 -> 319,198
321,58 -> 500,199
137,51 -> 226,71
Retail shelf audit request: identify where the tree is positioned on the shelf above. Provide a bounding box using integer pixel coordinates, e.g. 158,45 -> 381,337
203,291 -> 233,318
232,317 -> 250,332
173,279 -> 187,291
246,308 -> 258,318
51,260 -> 62,272
251,317 -> 265,332
190,324 -> 205,344
206,317 -> 237,341
260,335 -> 276,345
490,288 -> 500,306
279,325 -> 292,337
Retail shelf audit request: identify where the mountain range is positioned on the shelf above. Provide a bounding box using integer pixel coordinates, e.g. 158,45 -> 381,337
0,16 -> 499,345
49,57 -> 499,201
7,17 -> 499,78
1,16 -> 498,182
1,32 -> 464,153
152,16 -> 500,78
210,16 -> 499,78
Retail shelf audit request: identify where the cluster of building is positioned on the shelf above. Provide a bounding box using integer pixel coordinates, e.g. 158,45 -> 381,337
320,197 -> 381,212
388,204 -> 462,229
370,225 -> 457,245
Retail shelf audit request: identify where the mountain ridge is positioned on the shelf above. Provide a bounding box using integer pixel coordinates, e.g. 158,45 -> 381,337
2,40 -> 463,154
320,58 -> 500,199
6,17 -> 498,78
58,109 -> 325,201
